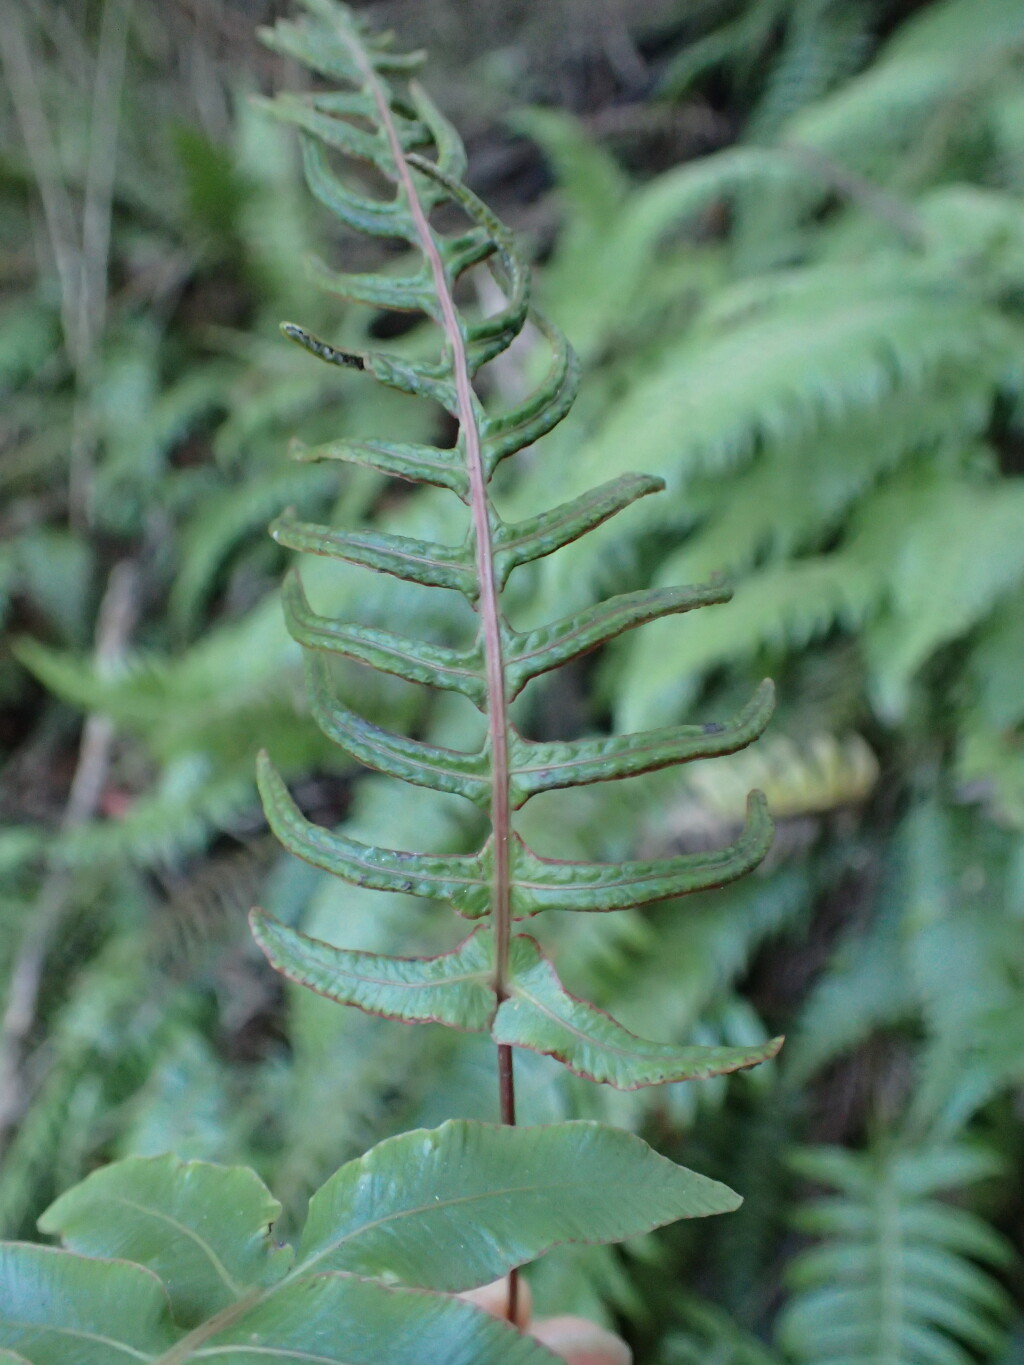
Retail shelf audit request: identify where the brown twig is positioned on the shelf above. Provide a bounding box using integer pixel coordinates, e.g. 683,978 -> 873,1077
0,562 -> 139,1152
1,0 -> 133,523
781,142 -> 926,249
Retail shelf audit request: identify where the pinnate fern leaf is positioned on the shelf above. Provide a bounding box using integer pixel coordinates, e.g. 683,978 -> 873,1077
783,0 -> 1024,179
852,473 -> 1024,718
780,1142 -> 1014,1365
250,0 -> 776,1091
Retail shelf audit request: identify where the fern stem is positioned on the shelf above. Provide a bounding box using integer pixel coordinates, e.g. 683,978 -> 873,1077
0,561 -> 137,1150
498,1042 -> 517,1124
498,1043 -> 519,1316
356,49 -> 522,1323
355,40 -> 522,1330
351,38 -> 517,1092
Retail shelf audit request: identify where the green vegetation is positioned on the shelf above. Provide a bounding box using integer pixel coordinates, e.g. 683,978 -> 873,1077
2,0 -> 1024,1360
0,4 -> 775,1353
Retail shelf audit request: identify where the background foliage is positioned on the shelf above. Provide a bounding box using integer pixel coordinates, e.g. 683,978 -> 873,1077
2,0 -> 1024,1360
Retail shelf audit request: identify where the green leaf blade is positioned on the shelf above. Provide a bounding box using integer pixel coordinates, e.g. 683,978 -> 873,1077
505,583 -> 732,699
258,18 -> 362,87
250,913 -> 497,1030
38,1157 -> 292,1328
271,513 -> 477,596
188,1275 -> 559,1365
257,93 -> 386,170
0,1244 -> 177,1362
257,752 -> 488,903
481,317 -> 580,474
281,323 -> 460,412
291,434 -> 470,499
305,654 -> 491,805
781,1141 -> 1014,1365
510,679 -> 775,806
407,83 -> 469,182
282,571 -> 487,704
509,791 -> 774,915
405,146 -> 530,360
298,133 -> 414,237
495,935 -> 783,1088
298,1119 -> 740,1290
305,256 -> 438,316
494,474 -> 665,585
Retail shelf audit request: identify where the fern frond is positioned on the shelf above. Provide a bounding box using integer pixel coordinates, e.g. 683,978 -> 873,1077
251,0 -> 775,1090
618,556 -> 877,730
169,463 -> 338,636
648,369 -> 995,592
747,0 -> 870,143
785,878 -> 914,1086
849,470 -> 1024,719
266,772 -> 479,1215
780,1141 -> 1015,1365
788,797 -> 1024,1142
14,607 -> 295,752
0,937 -> 150,1236
581,262 -> 1018,497
685,731 -> 878,823
658,0 -> 784,101
782,0 -> 1024,182
520,108 -> 820,360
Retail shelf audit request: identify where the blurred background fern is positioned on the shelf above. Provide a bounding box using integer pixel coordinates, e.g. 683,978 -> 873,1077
2,0 -> 1024,1360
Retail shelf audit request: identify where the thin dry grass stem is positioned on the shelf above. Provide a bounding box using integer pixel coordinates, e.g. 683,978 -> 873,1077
0,562 -> 139,1151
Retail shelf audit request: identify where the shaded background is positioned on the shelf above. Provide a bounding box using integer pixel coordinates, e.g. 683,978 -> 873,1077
2,1 -> 1024,1361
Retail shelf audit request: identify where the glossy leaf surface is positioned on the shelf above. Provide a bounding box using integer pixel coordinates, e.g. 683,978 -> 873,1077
160,1276 -> 559,1365
257,0 -> 776,1094
39,1156 -> 292,1326
6,1119 -> 741,1362
0,1248 -> 557,1365
298,1119 -> 741,1288
0,1244 -> 177,1361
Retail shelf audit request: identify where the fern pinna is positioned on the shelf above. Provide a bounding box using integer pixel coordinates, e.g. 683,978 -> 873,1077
251,0 -> 780,1138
